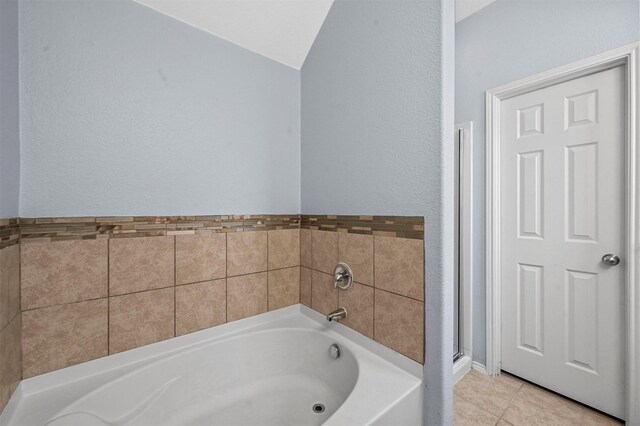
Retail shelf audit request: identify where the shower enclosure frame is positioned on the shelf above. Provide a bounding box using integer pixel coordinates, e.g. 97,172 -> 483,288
453,121 -> 474,383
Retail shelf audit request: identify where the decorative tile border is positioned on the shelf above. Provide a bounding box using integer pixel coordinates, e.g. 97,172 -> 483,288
0,218 -> 20,250
18,215 -> 424,242
19,215 -> 300,243
300,215 -> 424,240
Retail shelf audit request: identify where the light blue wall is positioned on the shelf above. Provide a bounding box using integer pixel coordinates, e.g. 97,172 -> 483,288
301,0 -> 432,216
301,1 -> 455,423
456,0 -> 640,366
19,0 -> 300,217
0,0 -> 20,218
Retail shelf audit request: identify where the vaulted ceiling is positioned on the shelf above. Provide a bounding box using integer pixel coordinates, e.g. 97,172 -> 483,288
133,0 -> 496,69
455,0 -> 497,23
133,0 -> 334,69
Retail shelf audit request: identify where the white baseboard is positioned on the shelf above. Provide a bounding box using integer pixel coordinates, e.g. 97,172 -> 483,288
471,361 -> 488,375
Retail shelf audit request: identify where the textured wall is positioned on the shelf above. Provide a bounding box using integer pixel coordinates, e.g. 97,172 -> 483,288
456,0 -> 640,365
301,1 -> 433,216
301,1 -> 455,423
19,0 -> 300,217
0,0 -> 20,218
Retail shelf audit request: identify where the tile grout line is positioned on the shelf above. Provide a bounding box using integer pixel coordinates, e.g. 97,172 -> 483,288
337,233 -> 341,310
266,230 -> 269,312
107,239 -> 110,355
173,235 -> 176,338
497,380 -> 527,424
456,394 -> 504,422
310,231 -> 313,309
373,235 -> 376,341
225,232 -> 228,324
18,234 -> 23,380
299,229 -> 302,305
303,264 -> 424,303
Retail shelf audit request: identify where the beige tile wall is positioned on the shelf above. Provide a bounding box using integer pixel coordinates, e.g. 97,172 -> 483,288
20,229 -> 302,378
300,229 -> 425,363
0,220 -> 21,414
15,214 -> 425,386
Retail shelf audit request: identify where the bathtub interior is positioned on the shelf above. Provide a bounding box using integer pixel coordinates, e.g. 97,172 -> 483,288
1,305 -> 422,426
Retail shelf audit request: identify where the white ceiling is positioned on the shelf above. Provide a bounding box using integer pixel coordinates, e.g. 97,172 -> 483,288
455,0 -> 497,22
133,0 -> 334,69
133,0 -> 495,69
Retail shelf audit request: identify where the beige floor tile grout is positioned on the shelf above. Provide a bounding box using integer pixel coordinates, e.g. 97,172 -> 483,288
456,394 -> 502,422
455,371 -> 622,426
497,380 -> 524,422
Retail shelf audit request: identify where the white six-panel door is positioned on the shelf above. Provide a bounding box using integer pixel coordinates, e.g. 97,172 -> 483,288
500,65 -> 625,418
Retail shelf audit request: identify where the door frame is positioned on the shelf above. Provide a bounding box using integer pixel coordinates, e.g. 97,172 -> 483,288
485,41 -> 639,422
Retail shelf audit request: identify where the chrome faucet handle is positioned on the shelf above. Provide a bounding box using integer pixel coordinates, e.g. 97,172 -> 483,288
334,270 -> 348,282
333,263 -> 353,290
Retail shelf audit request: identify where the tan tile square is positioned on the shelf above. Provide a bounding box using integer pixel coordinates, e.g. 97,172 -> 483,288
311,270 -> 338,315
0,315 -> 21,412
268,267 -> 300,311
22,299 -> 108,377
374,289 -> 423,363
109,288 -> 174,354
227,272 -> 267,322
312,230 -> 338,274
374,236 -> 424,300
21,240 -> 108,310
176,233 -> 226,285
0,245 -> 20,329
109,236 -> 174,295
339,282 -> 373,338
176,279 -> 226,336
300,267 -> 312,307
268,230 -> 300,270
454,397 -> 500,426
300,229 -> 312,268
581,411 -> 623,425
339,233 -> 373,286
455,369 -> 523,418
502,383 -> 587,425
227,232 -> 267,277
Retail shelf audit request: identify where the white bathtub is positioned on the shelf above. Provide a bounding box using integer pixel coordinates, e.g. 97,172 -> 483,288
1,305 -> 423,426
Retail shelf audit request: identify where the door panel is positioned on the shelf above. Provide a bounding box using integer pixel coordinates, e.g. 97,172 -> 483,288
517,151 -> 544,239
500,65 -> 625,418
517,263 -> 544,354
565,269 -> 598,373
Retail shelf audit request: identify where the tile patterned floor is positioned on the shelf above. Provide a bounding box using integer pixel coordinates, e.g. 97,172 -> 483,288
454,369 -> 623,425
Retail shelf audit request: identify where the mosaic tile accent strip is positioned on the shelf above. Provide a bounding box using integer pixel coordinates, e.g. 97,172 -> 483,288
19,215 -> 300,243
300,215 -> 424,240
19,215 -> 424,241
0,218 -> 20,250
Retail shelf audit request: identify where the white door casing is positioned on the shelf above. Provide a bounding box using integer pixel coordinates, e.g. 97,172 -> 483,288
500,66 -> 624,417
485,42 -> 639,423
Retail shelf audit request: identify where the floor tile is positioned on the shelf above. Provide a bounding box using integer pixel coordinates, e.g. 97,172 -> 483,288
501,383 -> 587,426
454,370 -> 523,417
581,410 -> 623,425
454,397 -> 500,426
454,371 -> 623,426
